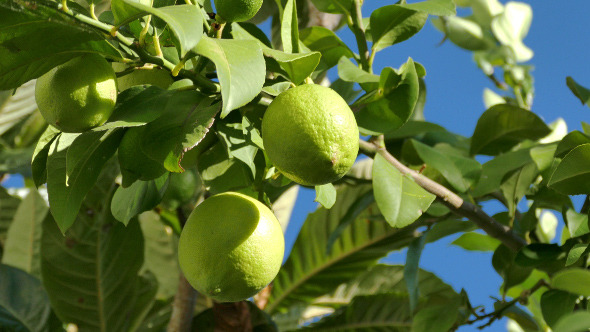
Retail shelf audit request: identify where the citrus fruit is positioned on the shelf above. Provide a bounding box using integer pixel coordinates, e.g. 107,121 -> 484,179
261,84 -> 359,186
161,170 -> 201,210
115,65 -> 174,92
214,0 -> 262,22
178,192 -> 284,302
35,54 -> 117,133
118,126 -> 166,187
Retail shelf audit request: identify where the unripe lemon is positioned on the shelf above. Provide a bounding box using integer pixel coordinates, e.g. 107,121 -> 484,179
178,192 -> 284,302
35,54 -> 117,133
161,170 -> 201,210
262,84 -> 359,186
118,126 -> 166,187
214,0 -> 262,22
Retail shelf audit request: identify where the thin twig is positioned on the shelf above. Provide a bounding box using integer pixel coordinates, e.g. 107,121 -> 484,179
348,0 -> 370,71
358,139 -> 527,251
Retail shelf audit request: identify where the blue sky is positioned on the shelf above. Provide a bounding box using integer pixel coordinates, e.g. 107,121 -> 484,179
2,1 -> 589,330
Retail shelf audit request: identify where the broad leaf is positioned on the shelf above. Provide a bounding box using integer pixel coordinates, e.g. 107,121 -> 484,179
551,268 -> 590,296
451,232 -> 501,251
304,294 -> 413,330
470,104 -> 551,156
111,174 -> 170,225
337,57 -> 379,88
564,209 -> 589,238
46,130 -> 122,233
315,183 -> 336,209
121,2 -> 203,57
566,76 -> 590,107
372,154 -> 435,228
2,190 -> 48,278
197,143 -> 253,194
139,211 -> 180,300
412,303 -> 459,332
548,143 -> 590,195
399,0 -> 456,16
281,0 -> 299,53
500,162 -> 538,217
411,140 -> 481,192
0,264 -> 61,332
0,188 -> 21,251
41,165 -> 155,331
141,92 -> 218,172
266,184 -> 422,314
299,27 -> 354,70
553,311 -> 590,332
554,130 -> 590,158
370,5 -> 428,52
540,290 -> 578,329
404,233 -> 427,311
309,0 -> 353,15
491,2 -> 533,62
565,243 -> 588,266
472,148 -> 533,197
0,0 -> 122,89
356,59 -> 420,134
264,49 -> 321,85
0,80 -> 38,136
194,36 -> 265,117
492,245 -> 532,291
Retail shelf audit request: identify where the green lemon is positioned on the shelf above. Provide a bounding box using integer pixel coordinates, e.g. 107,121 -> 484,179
262,84 -> 359,186
214,0 -> 262,22
161,170 -> 202,210
35,54 -> 117,133
118,126 -> 167,187
178,192 -> 284,302
114,65 -> 174,92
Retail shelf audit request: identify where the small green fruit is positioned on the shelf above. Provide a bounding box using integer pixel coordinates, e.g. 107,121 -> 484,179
214,0 -> 263,22
35,54 -> 117,133
118,126 -> 166,187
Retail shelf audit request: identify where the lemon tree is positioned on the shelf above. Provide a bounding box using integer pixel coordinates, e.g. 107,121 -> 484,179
1,0 -> 589,331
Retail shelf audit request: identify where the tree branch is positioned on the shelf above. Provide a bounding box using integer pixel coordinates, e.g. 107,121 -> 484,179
358,139 -> 527,251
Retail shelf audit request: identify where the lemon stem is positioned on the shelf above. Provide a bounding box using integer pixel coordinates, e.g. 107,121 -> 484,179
139,15 -> 152,48
61,0 -> 70,12
349,0 -> 370,71
89,3 -> 98,20
215,22 -> 226,39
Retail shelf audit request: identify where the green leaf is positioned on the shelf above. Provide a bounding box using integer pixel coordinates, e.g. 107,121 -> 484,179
0,80 -> 38,136
412,303 -> 459,332
541,290 -> 579,329
96,86 -> 175,130
194,36 -> 265,117
553,311 -> 590,332
309,0 -> 352,14
411,140 -> 481,192
496,301 -> 539,331
370,5 -> 428,52
530,143 -> 557,172
490,2 -> 533,62
111,174 -> 169,225
470,104 -> 551,156
500,162 -> 538,217
514,243 -> 565,271
141,92 -> 218,172
472,148 -> 533,197
555,131 -> 590,158
325,190 -> 374,253
404,233 -> 427,311
299,27 -> 354,70
121,2 -> 203,57
355,58 -> 420,135
2,190 -> 48,278
492,245 -> 532,291
435,16 -> 494,51
0,0 -> 123,90
46,131 -> 122,233
451,232 -> 501,251
266,184 -> 422,313
315,183 -> 336,209
304,294 -> 413,331
315,264 -> 459,307
138,211 -> 180,300
0,264 -> 61,332
551,268 -> 590,296
41,166 -> 155,331
0,188 -> 21,252
263,49 -> 321,85
399,0 -> 456,16
197,143 -> 253,194
564,208 -> 589,238
566,243 -> 588,266
425,219 -> 476,243
111,0 -> 148,24
566,76 -> 590,107
548,143 -> 590,195
372,154 -> 435,228
216,120 -> 260,177
337,57 -> 379,87
281,0 -> 299,53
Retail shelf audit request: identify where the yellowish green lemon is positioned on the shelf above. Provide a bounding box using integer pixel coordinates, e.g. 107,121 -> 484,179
262,84 -> 359,186
35,54 -> 117,133
214,0 -> 262,22
118,126 -> 166,187
161,170 -> 201,210
178,192 -> 284,302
